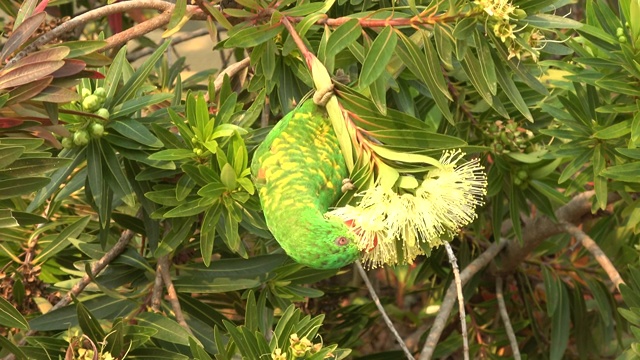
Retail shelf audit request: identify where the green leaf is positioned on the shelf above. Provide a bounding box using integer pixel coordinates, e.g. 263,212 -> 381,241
136,312 -> 191,345
99,140 -> 136,206
224,24 -> 284,48
110,93 -> 174,119
0,296 -> 29,330
113,41 -> 171,105
592,120 -> 632,139
75,297 -> 106,345
0,157 -> 71,177
0,146 -> 24,169
110,119 -> 164,148
522,14 -> 583,29
55,40 -> 107,58
148,149 -> 196,161
29,296 -> 137,331
550,284 -> 570,360
359,26 -> 397,88
493,52 -> 533,121
201,202 -> 222,267
601,162 -> 640,182
325,19 -> 361,57
220,163 -> 237,190
33,216 -> 90,264
154,217 -> 194,257
0,336 -> 27,360
163,199 -> 210,218
0,177 -> 50,199
395,31 -> 453,123
558,149 -> 593,184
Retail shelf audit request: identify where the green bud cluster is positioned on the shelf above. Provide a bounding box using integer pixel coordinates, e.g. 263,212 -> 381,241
63,86 -> 111,148
486,120 -> 534,154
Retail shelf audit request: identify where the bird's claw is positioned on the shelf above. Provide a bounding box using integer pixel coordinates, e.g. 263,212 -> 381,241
313,84 -> 335,107
341,178 -> 355,193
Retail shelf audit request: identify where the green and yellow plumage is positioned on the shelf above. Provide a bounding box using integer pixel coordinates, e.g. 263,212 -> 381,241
251,100 -> 359,269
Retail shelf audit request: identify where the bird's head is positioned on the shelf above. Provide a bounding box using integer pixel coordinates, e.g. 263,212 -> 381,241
282,215 -> 360,270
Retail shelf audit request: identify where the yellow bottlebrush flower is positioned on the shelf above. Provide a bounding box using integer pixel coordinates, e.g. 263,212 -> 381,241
271,348 -> 287,360
475,0 -> 516,20
328,150 -> 487,268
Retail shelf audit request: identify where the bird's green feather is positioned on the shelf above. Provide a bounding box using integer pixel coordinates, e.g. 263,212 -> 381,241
251,100 -> 359,269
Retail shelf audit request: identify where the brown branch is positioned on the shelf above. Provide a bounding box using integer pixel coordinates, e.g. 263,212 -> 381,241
419,238 -> 508,360
206,57 -> 251,101
280,16 -> 314,68
443,242 -> 468,360
151,261 -> 164,312
562,222 -> 625,291
157,255 -> 194,335
497,190 -> 621,274
126,28 -> 212,62
8,0 -> 191,64
290,11 -> 463,28
356,261 -> 415,360
496,276 -> 521,360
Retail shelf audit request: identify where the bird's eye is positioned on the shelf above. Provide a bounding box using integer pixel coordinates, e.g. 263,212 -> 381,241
335,237 -> 349,246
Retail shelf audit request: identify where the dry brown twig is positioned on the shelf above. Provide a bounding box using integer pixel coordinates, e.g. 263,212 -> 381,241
562,222 -> 625,290
419,238 -> 508,360
157,256 -> 194,335
356,261 -> 415,360
443,242 -> 469,360
496,276 -> 521,360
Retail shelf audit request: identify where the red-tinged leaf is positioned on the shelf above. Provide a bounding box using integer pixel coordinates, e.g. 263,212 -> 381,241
31,86 -> 81,103
0,12 -> 46,62
0,60 -> 65,89
34,0 -> 48,13
74,53 -> 112,67
5,76 -> 52,105
0,119 -> 25,129
58,70 -> 105,80
12,47 -> 70,68
51,59 -> 86,78
107,13 -> 123,33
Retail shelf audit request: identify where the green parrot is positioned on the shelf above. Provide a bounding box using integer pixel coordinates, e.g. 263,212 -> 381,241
251,99 -> 360,269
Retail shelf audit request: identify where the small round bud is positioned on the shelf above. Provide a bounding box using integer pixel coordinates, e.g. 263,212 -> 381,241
619,35 -> 627,43
95,108 -> 110,119
81,88 -> 92,99
73,130 -> 90,146
616,27 -> 625,37
82,95 -> 101,112
513,177 -> 522,186
61,137 -> 74,149
90,123 -> 105,137
516,170 -> 528,180
191,136 -> 198,144
512,9 -> 527,19
93,87 -> 107,98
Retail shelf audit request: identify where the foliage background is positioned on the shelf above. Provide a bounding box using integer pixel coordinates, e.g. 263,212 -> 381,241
1,0 -> 640,359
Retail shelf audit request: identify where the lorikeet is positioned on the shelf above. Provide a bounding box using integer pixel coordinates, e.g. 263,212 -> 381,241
251,99 -> 360,269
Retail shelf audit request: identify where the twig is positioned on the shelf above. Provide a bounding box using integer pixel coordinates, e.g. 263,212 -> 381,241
126,28 -> 211,62
157,255 -> 194,335
419,238 -> 508,360
562,222 -> 625,291
53,229 -> 135,310
498,191 -> 621,274
496,276 -> 521,360
208,57 -> 251,98
151,261 -> 164,312
355,261 -> 415,360
443,243 -> 468,360
8,0 -> 192,64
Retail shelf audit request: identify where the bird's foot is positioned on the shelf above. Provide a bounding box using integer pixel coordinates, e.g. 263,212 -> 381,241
341,178 -> 355,193
313,84 -> 335,107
